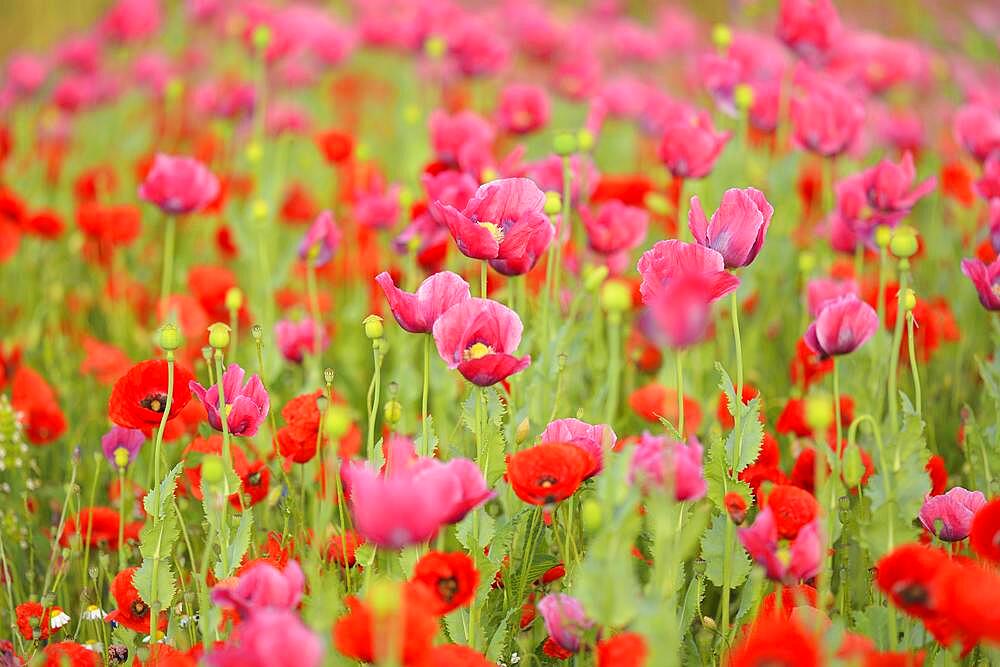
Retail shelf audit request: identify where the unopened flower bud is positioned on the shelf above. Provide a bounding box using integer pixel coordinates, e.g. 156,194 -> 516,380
601,280 -> 632,313
324,368 -> 336,385
702,616 -> 718,630
424,35 -> 446,59
734,84 -> 754,112
874,225 -> 892,249
544,191 -> 562,215
804,394 -> 833,432
363,315 -> 384,340
383,400 -> 402,425
577,128 -> 595,152
158,323 -> 181,351
903,288 -> 917,311
252,25 -> 272,52
225,287 -> 243,312
515,417 -> 530,445
712,24 -> 732,50
207,323 -> 231,349
841,441 -> 864,487
201,455 -> 224,485
581,499 -> 603,533
724,492 -> 748,525
552,132 -> 577,156
369,579 -> 400,617
889,227 -> 919,259
583,265 -> 608,292
324,406 -> 352,439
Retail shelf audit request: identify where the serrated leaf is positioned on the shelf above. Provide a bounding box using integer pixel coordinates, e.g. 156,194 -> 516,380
217,510 -> 253,579
717,364 -> 762,473
443,609 -> 467,644
354,543 -> 376,568
678,564 -> 704,632
143,463 -> 183,519
133,557 -> 175,609
138,513 -> 178,560
415,414 -> 439,458
486,607 -> 518,660
700,514 -> 751,589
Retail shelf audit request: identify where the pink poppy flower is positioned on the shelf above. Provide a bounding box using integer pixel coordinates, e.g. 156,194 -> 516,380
989,200 -> 1000,254
540,418 -> 616,479
430,177 -> 554,276
657,111 -> 730,180
101,426 -> 145,467
189,364 -> 270,438
446,17 -> 510,77
776,0 -> 841,65
960,257 -> 1000,311
207,609 -> 321,667
355,179 -> 401,230
138,154 -> 220,215
6,54 -> 48,96
806,278 -> 858,317
804,294 -> 879,358
645,272 -> 726,348
629,433 -> 707,501
918,487 -> 987,542
581,200 -> 649,260
429,110 -> 495,168
101,0 -> 162,43
211,560 -> 305,617
862,151 -> 937,214
375,270 -> 471,334
430,458 -> 495,524
953,103 -> 1000,163
637,240 -> 740,305
537,594 -> 594,653
297,210 -> 341,266
739,507 -> 822,583
431,298 -> 531,386
526,154 -> 599,206
791,78 -> 864,158
497,84 -> 551,135
975,153 -> 1000,200
275,318 -> 329,363
688,188 -> 774,269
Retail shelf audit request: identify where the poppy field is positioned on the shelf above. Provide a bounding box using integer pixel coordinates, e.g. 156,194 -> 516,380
2,0 -> 1000,665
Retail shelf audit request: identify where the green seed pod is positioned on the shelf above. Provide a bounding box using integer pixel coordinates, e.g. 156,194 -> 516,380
583,265 -> 609,292
225,287 -> 243,312
544,191 -> 562,216
207,323 -> 231,349
383,399 -> 402,425
158,323 -> 181,351
601,280 -> 632,313
577,128 -> 595,152
363,315 -> 384,340
889,227 -> 919,258
552,132 -> 577,157
841,441 -> 865,488
201,455 -> 224,485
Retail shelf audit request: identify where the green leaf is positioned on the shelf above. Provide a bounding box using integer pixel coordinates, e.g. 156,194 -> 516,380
143,463 -> 183,519
717,364 -> 762,473
704,433 -> 754,511
354,543 -> 377,568
415,414 -> 439,458
215,510 -> 253,580
485,607 -> 518,661
133,557 -> 175,610
700,514 -> 751,589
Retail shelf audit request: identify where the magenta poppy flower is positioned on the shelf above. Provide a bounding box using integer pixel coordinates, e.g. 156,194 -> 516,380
206,609 -> 321,667
776,0 -> 841,65
526,154 -> 599,206
497,83 -> 551,135
275,318 -> 329,363
989,200 -> 1000,254
657,111 -> 730,180
540,418 -> 616,479
446,17 -> 510,77
426,458 -> 495,524
101,0 -> 162,44
581,200 -> 649,260
803,294 -> 879,358
739,507 -> 822,584
430,177 -> 554,276
138,153 -> 220,215
953,104 -> 1000,163
429,109 -> 495,168
6,54 -> 48,96
646,273 -> 725,348
354,181 -> 401,230
960,257 -> 1000,311
432,298 -> 531,386
637,240 -> 740,305
211,560 -> 305,617
791,78 -> 864,158
688,188 -> 774,269
375,270 -> 471,334
537,594 -> 594,654
101,426 -> 145,467
918,487 -> 987,542
629,432 -> 707,501
189,364 -> 270,437
862,151 -> 937,214
297,210 -> 341,266
975,153 -> 1000,201
806,278 -> 858,317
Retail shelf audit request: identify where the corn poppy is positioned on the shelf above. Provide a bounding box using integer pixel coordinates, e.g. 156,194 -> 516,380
106,567 -> 167,634
41,641 -> 99,667
411,551 -> 478,614
725,615 -> 820,666
506,443 -> 594,505
597,632 -> 648,667
332,583 -> 439,664
970,498 -> 1000,563
108,360 -> 194,432
60,507 -> 141,551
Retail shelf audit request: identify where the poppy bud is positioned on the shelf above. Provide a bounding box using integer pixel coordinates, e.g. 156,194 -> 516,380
363,315 -> 384,340
515,417 -> 530,444
225,287 -> 243,312
903,289 -> 917,311
544,191 -> 562,215
424,35 -> 446,59
383,399 -> 402,425
207,322 -> 231,349
804,394 -> 833,432
702,616 -> 718,630
158,323 -> 181,351
712,23 -> 732,51
552,132 -> 577,157
601,280 -> 631,313
734,84 -> 754,112
583,265 -> 608,291
369,578 -> 400,617
581,499 -> 602,533
889,227 -> 918,258
245,142 -> 262,164
577,128 -> 595,152
841,442 -> 864,487
201,455 -> 224,485
874,225 -> 892,249
114,447 -> 130,470
251,324 -> 263,341
252,25 -> 272,52
251,199 -> 269,221
798,251 -> 816,274
724,492 -> 748,525
324,405 -> 352,439
165,78 -> 184,102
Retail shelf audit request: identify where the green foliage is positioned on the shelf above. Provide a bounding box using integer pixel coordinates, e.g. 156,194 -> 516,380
700,514 -> 751,589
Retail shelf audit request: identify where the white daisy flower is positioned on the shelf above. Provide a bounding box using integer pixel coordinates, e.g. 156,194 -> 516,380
49,607 -> 71,629
82,605 -> 106,621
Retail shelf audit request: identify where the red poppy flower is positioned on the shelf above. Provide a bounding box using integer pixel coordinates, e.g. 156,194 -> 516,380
543,637 -> 575,659
628,383 -> 703,436
136,644 -> 199,667
725,615 -> 820,667
940,160 -> 975,208
590,174 -> 654,208
10,365 -> 67,444
875,544 -> 951,621
506,443 -> 594,505
76,203 -> 142,247
80,336 -> 132,386
597,632 -> 648,667
316,130 -> 354,165
332,583 -> 438,664
42,641 -> 99,667
60,507 -> 141,551
970,498 -> 1000,563
413,645 -> 492,667
411,551 -> 479,614
738,462 -> 787,500
281,183 -> 319,224
16,601 -> 56,641
789,337 -> 833,389
725,492 -> 748,525
73,165 -> 118,203
108,360 -> 194,432
758,585 -> 818,620
106,566 -> 167,634
328,531 -> 364,567
276,391 -> 323,463
186,264 -> 247,324
762,484 -> 819,539
0,188 -> 26,262
925,456 -> 947,497
234,460 -> 270,509
24,209 -> 64,239
930,560 -> 1000,649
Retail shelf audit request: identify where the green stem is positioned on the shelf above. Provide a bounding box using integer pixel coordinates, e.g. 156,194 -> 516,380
876,246 -> 888,328
480,261 -> 487,299
117,466 -> 127,571
906,312 -> 922,419
605,312 -> 622,424
212,350 -> 235,571
730,292 -> 745,465
421,335 -> 431,456
367,343 -> 383,461
676,350 -> 685,436
159,215 -> 176,311
887,264 -> 909,431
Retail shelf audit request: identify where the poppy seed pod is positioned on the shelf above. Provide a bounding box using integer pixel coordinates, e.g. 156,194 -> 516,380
601,281 -> 631,313
803,395 -> 833,432
207,322 -> 231,349
158,323 -> 181,351
889,227 -> 918,258
544,191 -> 562,215
552,132 -> 577,156
225,287 -> 243,311
875,225 -> 892,248
362,315 -> 384,339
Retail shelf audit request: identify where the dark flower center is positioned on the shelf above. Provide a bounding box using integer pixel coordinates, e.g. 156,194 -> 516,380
247,471 -> 262,486
894,582 -> 928,607
437,576 -> 459,603
130,600 -> 149,618
537,475 -> 558,488
140,393 -> 168,413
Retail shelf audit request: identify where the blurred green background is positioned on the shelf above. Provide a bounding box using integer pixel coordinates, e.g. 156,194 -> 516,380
0,0 -> 108,56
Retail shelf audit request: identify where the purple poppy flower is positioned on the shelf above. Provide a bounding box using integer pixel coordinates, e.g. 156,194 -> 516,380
189,364 -> 269,437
